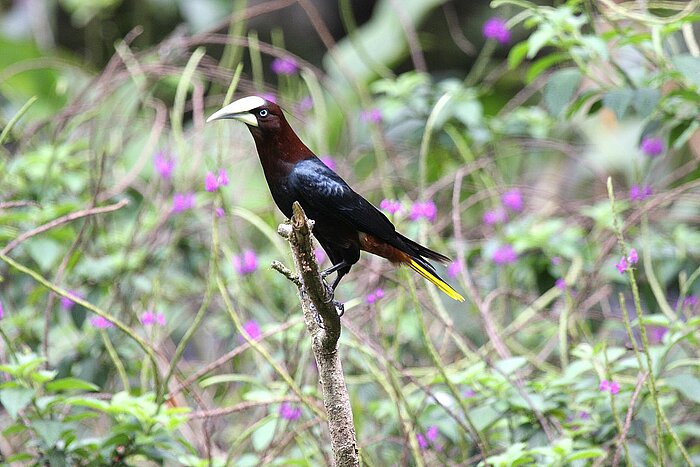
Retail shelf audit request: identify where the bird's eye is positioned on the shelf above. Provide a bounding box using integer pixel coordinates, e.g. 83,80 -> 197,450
258,109 -> 269,118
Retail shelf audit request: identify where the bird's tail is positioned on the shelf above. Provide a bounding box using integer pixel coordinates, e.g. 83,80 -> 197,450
397,233 -> 451,264
408,258 -> 465,302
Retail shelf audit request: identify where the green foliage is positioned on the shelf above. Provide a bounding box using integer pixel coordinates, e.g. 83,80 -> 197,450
1,0 -> 700,465
0,353 -> 192,464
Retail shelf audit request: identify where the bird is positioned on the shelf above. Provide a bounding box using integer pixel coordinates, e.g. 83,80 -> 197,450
207,96 -> 464,302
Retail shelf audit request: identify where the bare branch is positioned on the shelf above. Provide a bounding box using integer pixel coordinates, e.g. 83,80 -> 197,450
276,202 -> 359,467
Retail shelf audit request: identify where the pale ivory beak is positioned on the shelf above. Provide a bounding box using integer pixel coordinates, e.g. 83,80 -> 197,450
206,96 -> 267,127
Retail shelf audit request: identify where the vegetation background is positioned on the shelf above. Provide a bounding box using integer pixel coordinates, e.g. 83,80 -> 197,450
0,0 -> 699,465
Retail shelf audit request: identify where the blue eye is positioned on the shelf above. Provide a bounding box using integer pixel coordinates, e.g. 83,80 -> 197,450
259,109 -> 268,117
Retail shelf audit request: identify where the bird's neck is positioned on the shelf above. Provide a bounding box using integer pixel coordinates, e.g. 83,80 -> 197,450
250,120 -> 316,177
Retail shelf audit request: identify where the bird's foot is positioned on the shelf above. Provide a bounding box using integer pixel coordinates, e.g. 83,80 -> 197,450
313,300 -> 344,327
314,309 -> 325,329
320,283 -> 344,317
333,300 -> 345,317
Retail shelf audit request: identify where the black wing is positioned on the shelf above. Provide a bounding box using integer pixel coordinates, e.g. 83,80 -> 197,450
288,158 -> 398,242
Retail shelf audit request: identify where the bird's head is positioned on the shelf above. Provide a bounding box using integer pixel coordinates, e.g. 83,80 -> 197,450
206,96 -> 283,134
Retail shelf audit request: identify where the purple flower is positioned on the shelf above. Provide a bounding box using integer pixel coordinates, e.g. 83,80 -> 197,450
610,381 -> 620,394
555,278 -> 566,291
172,193 -> 195,213
141,311 -> 166,326
447,261 -> 462,279
367,288 -> 385,304
502,189 -> 523,212
630,184 -> 653,201
426,425 -> 439,442
684,295 -> 698,308
551,256 -> 562,266
410,201 -> 437,222
215,207 -> 225,218
261,93 -> 277,104
279,402 -> 302,421
154,151 -> 175,180
60,290 -> 83,311
648,325 -> 668,344
360,108 -> 382,123
463,388 -> 476,398
271,57 -> 299,75
492,244 -> 518,265
205,169 -> 230,192
483,208 -> 507,225
600,379 -> 620,394
380,199 -> 402,215
483,18 -> 510,44
239,319 -> 262,342
417,426 -> 441,451
628,248 -> 638,265
578,411 -> 590,420
615,257 -> 628,274
217,169 -> 229,186
319,156 -> 336,171
90,316 -> 113,329
0,301 -> 4,320
296,96 -> 313,112
640,137 -> 664,157
233,250 -> 258,275
205,172 -> 218,192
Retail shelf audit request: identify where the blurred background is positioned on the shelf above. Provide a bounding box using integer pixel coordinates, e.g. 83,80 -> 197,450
2,0 -> 700,465
1,0 -> 513,69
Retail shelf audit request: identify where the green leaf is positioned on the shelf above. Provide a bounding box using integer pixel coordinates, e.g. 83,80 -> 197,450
25,237 -> 63,272
469,405 -> 501,431
251,417 -> 277,451
508,42 -> 530,70
31,370 -> 58,384
665,374 -> 700,403
566,448 -> 605,461
527,25 -> 554,58
632,88 -> 660,117
45,377 -> 99,393
672,54 -> 700,89
65,396 -> 109,411
526,53 -> 570,84
632,314 -> 669,327
495,356 -> 528,374
603,89 -> 635,120
579,35 -> 608,59
670,119 -> 700,149
0,387 -> 35,419
543,68 -> 582,116
32,420 -> 66,447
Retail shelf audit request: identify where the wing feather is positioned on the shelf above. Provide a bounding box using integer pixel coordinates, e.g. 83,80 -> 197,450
288,159 -> 397,241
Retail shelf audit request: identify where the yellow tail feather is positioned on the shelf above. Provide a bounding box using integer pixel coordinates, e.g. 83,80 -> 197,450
408,259 -> 465,302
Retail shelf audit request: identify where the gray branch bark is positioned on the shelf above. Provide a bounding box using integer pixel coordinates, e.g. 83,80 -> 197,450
275,202 -> 359,467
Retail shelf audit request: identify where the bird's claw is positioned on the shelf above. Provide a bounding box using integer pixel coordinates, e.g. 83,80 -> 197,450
313,300 -> 344,328
334,300 -> 345,317
320,283 -> 345,317
314,310 -> 325,329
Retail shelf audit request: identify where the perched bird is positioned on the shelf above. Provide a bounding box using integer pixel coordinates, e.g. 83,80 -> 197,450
207,96 -> 464,302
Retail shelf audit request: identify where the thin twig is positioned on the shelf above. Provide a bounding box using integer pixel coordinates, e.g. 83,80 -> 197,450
188,396 -> 301,419
0,201 -> 41,210
0,199 -> 129,255
612,371 -> 648,467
